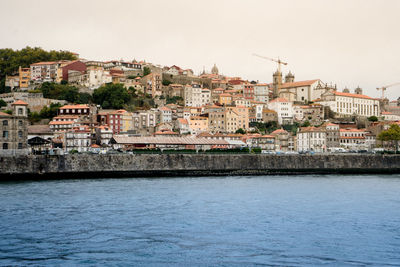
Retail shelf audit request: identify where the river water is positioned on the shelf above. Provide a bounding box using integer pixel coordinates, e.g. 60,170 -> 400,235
1,175 -> 400,266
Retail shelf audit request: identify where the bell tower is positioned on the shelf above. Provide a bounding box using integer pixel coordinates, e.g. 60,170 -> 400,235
12,100 -> 28,117
272,70 -> 282,98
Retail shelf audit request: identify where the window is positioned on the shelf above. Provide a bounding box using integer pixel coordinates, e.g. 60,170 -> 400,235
3,143 -> 8,149
18,108 -> 23,115
19,120 -> 23,126
3,131 -> 8,138
2,120 -> 8,126
18,143 -> 22,149
18,131 -> 23,138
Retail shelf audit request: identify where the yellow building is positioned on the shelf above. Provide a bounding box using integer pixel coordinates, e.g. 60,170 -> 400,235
19,66 -> 30,89
189,116 -> 209,135
218,93 -> 232,106
226,106 -> 249,131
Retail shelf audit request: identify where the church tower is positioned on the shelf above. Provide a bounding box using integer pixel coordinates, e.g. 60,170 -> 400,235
284,71 -> 295,83
211,64 -> 219,75
354,86 -> 363,95
272,70 -> 282,98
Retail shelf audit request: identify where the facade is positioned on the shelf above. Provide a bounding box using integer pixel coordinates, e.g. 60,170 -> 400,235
184,83 -> 202,107
324,122 -> 340,149
268,98 -> 293,125
65,126 -> 91,152
30,61 -> 59,83
19,66 -> 31,89
188,116 -> 209,135
160,106 -> 172,123
297,126 -> 327,152
339,128 -> 368,150
253,83 -> 269,103
279,79 -> 324,103
95,125 -> 113,146
0,100 -> 29,155
319,90 -> 380,117
270,129 -> 290,151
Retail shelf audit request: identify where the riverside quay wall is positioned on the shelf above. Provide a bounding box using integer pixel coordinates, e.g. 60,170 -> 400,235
1,154 -> 400,179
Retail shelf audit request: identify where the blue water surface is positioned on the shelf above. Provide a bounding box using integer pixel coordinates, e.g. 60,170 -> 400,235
0,175 -> 400,266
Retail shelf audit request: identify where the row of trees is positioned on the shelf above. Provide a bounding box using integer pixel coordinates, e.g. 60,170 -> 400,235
0,46 -> 77,93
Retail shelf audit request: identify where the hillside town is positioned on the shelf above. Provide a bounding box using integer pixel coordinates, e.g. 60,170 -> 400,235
1,53 -> 400,155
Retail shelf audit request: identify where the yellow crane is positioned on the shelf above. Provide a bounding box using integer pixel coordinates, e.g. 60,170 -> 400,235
377,82 -> 400,99
252,53 -> 288,74
253,53 -> 288,98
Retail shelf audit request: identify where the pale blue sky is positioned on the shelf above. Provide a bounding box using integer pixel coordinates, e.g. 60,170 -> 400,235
1,0 -> 399,100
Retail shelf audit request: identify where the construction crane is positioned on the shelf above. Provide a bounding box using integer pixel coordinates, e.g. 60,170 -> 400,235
377,82 -> 400,99
253,53 -> 288,98
252,53 -> 288,74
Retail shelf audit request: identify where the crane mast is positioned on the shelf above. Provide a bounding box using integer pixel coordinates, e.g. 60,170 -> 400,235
253,53 -> 288,98
377,82 -> 400,99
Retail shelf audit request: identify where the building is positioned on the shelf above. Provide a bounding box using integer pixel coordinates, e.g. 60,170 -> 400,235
49,115 -> 79,132
262,109 -> 278,123
297,126 -> 326,152
270,128 -> 290,151
323,122 -> 340,149
59,104 -> 91,116
184,83 -> 202,107
30,61 -> 59,83
160,106 -> 172,123
318,90 -> 380,118
95,125 -> 113,146
381,111 -> 400,121
65,125 -> 91,152
188,116 -> 209,135
339,128 -> 368,150
253,83 -> 269,104
268,98 -> 293,125
0,100 -> 29,155
57,60 -> 86,83
279,79 -> 324,103
19,66 -> 31,89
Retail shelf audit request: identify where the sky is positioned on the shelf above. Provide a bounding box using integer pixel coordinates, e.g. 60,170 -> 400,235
1,0 -> 400,100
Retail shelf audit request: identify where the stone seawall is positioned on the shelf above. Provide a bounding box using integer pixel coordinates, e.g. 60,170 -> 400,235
1,154 -> 400,179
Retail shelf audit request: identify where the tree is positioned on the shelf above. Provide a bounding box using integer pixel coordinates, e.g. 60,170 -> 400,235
301,120 -> 311,127
0,46 -> 77,88
368,116 -> 378,122
0,99 -> 7,108
235,128 -> 246,134
93,83 -> 130,109
162,79 -> 172,86
143,66 -> 151,76
377,124 -> 400,151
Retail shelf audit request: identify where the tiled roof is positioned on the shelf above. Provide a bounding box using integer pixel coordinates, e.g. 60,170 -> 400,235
12,100 -> 28,105
60,104 -> 89,109
0,111 -> 11,117
333,91 -> 373,100
281,79 -> 319,89
112,135 -> 229,145
269,97 -> 289,103
271,129 -> 288,134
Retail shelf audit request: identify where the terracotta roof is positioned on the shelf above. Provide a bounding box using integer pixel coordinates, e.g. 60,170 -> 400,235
12,100 -> 28,105
340,128 -> 367,132
60,104 -> 89,109
30,61 -> 58,66
333,91 -> 373,100
49,121 -> 75,125
160,106 -> 171,111
340,136 -> 365,139
281,79 -> 319,89
177,118 -> 188,124
382,111 -> 394,115
269,98 -> 289,103
154,131 -> 179,135
299,126 -> 325,132
0,111 -> 11,116
271,129 -> 288,134
91,144 -> 101,148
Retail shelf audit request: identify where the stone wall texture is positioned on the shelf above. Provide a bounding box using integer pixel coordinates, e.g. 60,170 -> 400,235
1,154 -> 400,179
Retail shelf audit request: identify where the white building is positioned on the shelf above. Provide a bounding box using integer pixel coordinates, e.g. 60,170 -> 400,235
184,83 -> 202,107
200,88 -> 211,106
296,126 -> 327,152
279,79 -> 324,103
318,90 -> 380,117
95,125 -> 113,146
65,126 -> 91,152
381,111 -> 400,121
268,98 -> 294,125
30,61 -> 59,83
253,83 -> 269,104
339,128 -> 368,150
160,106 -> 172,123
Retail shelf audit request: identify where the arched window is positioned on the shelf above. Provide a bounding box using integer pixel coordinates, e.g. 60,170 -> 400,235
2,120 -> 8,126
3,143 -> 8,150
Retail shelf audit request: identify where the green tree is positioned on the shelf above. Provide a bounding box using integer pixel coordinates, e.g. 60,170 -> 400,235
0,46 -> 77,89
143,66 -> 151,76
0,99 -> 7,108
235,128 -> 246,134
301,120 -> 311,127
377,124 -> 400,151
93,83 -> 131,109
162,79 -> 172,86
368,116 -> 378,122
